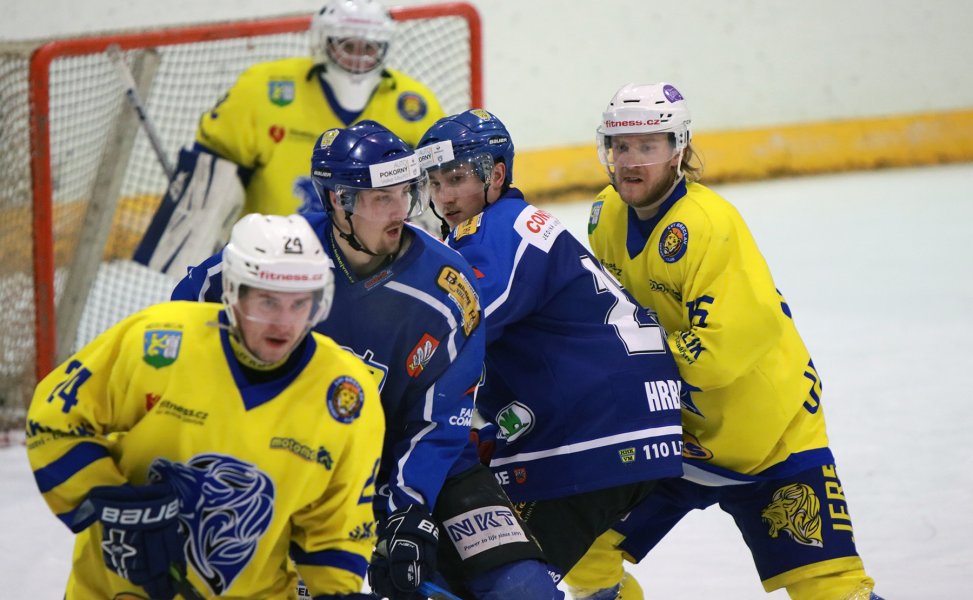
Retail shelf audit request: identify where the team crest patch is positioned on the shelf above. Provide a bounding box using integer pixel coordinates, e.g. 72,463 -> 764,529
406,333 -> 440,378
588,201 -> 603,234
437,266 -> 481,336
319,128 -> 339,147
659,222 -> 689,263
268,80 -> 295,107
453,214 -> 482,240
397,92 -> 428,122
327,376 -> 364,424
513,467 -> 527,484
143,330 -> 181,368
760,483 -> 824,548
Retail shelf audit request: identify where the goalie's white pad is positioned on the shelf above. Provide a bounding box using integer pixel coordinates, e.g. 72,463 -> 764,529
133,147 -> 244,276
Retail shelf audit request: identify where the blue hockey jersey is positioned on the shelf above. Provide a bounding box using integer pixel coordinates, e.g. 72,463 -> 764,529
172,212 -> 484,515
446,190 -> 683,502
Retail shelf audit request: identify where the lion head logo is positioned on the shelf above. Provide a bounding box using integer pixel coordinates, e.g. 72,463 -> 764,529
149,454 -> 275,595
328,376 -> 364,423
658,222 -> 688,263
760,483 -> 823,548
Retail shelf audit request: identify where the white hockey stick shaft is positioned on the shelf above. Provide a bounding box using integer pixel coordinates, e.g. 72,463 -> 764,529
105,44 -> 175,179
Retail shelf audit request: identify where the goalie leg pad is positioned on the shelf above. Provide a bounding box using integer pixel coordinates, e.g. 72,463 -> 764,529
133,146 -> 244,276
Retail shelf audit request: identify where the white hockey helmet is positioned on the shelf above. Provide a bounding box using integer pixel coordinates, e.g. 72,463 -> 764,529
596,83 -> 692,171
221,214 -> 335,333
310,0 -> 395,75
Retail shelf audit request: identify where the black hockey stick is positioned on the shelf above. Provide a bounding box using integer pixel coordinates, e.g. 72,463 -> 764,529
169,564 -> 206,600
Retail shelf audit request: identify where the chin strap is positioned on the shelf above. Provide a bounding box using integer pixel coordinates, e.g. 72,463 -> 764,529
426,201 -> 452,240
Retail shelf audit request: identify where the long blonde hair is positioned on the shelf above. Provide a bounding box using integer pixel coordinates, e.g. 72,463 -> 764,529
681,142 -> 703,182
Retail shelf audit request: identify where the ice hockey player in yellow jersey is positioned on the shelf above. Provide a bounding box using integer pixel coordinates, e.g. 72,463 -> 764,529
27,214 -> 383,599
566,83 -> 883,600
133,0 -> 445,275
195,0 -> 445,217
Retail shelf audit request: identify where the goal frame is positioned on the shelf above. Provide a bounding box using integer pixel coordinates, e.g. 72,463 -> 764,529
27,3 -> 483,383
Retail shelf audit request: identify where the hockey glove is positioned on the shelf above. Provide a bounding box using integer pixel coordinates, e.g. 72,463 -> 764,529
368,505 -> 440,600
76,482 -> 187,600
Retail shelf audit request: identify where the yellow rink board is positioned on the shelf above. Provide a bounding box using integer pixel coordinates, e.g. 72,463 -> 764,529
4,107 -> 972,266
515,107 -> 973,204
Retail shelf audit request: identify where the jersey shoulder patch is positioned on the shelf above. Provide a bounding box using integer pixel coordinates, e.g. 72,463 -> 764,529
513,205 -> 563,252
453,214 -> 483,241
436,266 -> 481,336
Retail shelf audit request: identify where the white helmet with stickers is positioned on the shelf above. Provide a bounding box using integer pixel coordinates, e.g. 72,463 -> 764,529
221,214 -> 335,333
596,83 -> 692,172
310,0 -> 396,110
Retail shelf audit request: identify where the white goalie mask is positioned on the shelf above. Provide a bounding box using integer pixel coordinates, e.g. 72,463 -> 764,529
596,83 -> 692,174
310,0 -> 396,111
221,214 -> 335,337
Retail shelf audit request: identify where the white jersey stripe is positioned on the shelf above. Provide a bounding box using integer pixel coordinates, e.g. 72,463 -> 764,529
489,425 -> 682,467
386,281 -> 459,360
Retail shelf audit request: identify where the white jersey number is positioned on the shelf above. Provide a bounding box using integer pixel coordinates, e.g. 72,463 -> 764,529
580,255 -> 666,354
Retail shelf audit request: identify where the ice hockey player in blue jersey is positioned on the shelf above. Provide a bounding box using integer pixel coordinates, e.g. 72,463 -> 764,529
417,109 -> 685,582
172,121 -> 565,599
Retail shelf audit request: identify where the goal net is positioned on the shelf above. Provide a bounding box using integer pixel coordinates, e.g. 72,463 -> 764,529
0,2 -> 482,445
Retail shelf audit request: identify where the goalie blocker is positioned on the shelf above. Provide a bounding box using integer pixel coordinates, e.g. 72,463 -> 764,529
133,146 -> 244,276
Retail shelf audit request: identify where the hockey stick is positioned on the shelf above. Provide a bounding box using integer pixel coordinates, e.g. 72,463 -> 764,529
105,44 -> 174,179
169,564 -> 206,600
419,581 -> 463,600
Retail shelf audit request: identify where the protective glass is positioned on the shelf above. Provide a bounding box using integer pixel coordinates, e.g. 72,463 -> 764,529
597,132 -> 679,173
326,37 -> 389,74
335,171 -> 429,222
235,287 -> 324,328
426,153 -> 494,203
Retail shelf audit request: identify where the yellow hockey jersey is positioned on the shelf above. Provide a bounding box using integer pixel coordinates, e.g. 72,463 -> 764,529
196,57 -> 445,216
27,301 -> 383,599
588,180 -> 832,483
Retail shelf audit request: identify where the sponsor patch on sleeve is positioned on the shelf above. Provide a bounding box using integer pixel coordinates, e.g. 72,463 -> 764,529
453,213 -> 482,241
437,266 -> 481,336
513,206 -> 563,252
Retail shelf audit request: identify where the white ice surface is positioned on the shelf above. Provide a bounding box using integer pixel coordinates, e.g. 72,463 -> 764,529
4,164 -> 971,598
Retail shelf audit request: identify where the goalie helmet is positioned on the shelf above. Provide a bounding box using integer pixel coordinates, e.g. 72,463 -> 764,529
310,0 -> 394,111
310,120 -> 427,220
417,108 -> 515,185
310,0 -> 395,74
221,214 -> 335,333
596,83 -> 692,171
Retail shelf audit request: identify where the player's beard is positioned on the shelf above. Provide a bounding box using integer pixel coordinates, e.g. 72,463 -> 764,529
614,165 -> 678,211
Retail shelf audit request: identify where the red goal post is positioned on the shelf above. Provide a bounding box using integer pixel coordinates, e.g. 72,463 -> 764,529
0,2 -> 482,443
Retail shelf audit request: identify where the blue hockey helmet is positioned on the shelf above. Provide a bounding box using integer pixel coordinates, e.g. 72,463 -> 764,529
310,120 -> 427,219
417,109 -> 515,185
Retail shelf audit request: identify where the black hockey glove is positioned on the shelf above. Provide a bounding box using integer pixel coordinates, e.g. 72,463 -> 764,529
367,505 -> 440,600
74,482 -> 187,600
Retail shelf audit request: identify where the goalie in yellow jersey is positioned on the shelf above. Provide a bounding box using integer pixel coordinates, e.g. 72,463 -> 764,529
565,84 -> 883,600
133,0 -> 446,276
28,214 -> 384,599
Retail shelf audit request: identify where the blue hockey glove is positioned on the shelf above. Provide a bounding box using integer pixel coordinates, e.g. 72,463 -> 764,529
76,482 -> 187,600
368,505 -> 440,600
